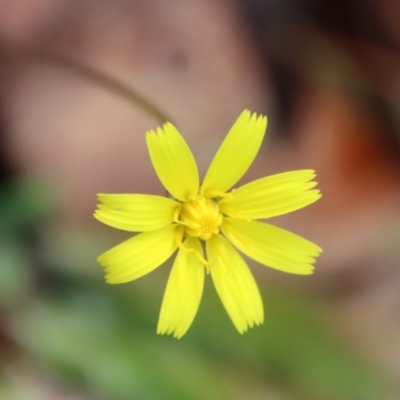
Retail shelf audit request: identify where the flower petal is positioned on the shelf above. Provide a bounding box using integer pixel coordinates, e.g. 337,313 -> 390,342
98,225 -> 178,284
206,235 -> 264,333
146,123 -> 199,201
201,110 -> 267,195
94,194 -> 179,232
222,218 -> 322,275
158,238 -> 205,339
219,170 -> 321,220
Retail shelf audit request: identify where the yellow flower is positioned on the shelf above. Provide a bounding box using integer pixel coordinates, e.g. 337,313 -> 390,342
94,110 -> 322,338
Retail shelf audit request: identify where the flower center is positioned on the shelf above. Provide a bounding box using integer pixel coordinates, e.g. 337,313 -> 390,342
179,195 -> 223,240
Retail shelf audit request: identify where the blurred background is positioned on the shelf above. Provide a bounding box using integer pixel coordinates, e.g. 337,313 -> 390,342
1,0 -> 400,399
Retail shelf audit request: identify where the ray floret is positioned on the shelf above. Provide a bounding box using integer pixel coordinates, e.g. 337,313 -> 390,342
95,110 -> 322,338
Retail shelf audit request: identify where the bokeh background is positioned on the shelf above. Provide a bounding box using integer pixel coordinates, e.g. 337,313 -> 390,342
1,0 -> 400,399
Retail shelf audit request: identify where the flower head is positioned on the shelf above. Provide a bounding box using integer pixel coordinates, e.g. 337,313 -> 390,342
94,110 -> 322,338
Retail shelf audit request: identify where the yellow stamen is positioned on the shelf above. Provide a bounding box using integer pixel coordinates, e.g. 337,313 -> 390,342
194,249 -> 209,271
223,223 -> 250,249
175,226 -> 193,253
173,205 -> 182,223
178,196 -> 223,241
219,205 -> 252,222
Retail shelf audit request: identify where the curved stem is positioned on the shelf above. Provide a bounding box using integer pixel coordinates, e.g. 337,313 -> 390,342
1,44 -> 171,124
